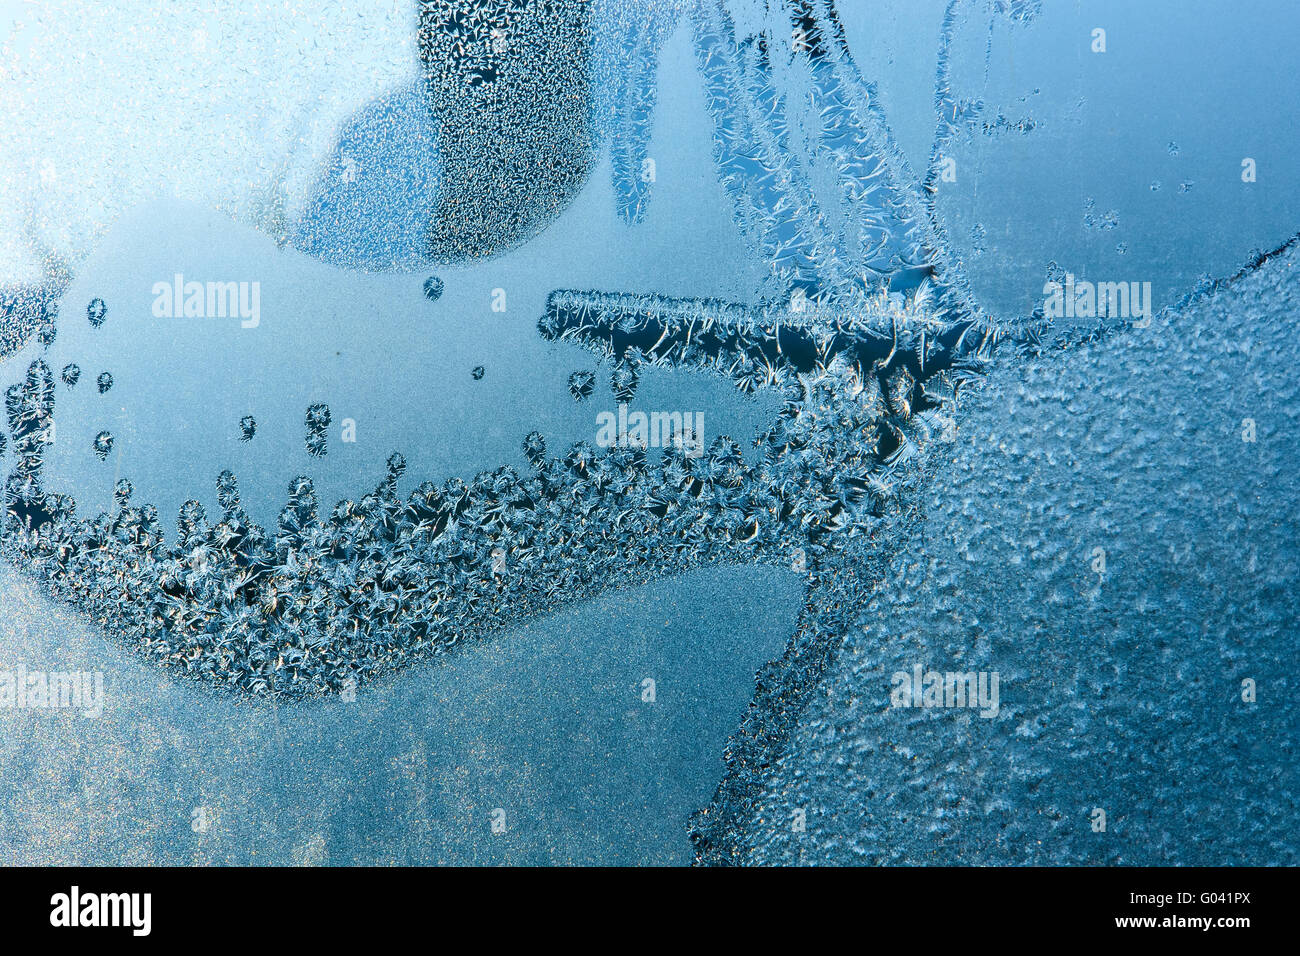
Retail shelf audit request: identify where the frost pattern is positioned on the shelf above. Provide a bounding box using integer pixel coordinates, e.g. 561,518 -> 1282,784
721,239 -> 1300,865
3,282 -> 981,699
419,0 -> 596,261
0,0 -> 1294,868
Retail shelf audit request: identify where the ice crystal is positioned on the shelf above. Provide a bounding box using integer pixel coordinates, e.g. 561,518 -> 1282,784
568,370 -> 596,401
305,403 -> 331,458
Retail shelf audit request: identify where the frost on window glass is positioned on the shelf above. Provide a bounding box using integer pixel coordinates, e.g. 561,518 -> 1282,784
0,0 -> 1295,866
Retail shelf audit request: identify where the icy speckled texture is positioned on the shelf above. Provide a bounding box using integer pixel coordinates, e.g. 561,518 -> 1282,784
0,560 -> 800,865
729,245 -> 1299,865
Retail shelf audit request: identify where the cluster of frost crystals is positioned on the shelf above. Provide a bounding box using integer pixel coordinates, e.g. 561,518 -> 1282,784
687,0 -> 985,322
700,240 -> 1300,866
304,403 -> 332,458
2,274 -> 983,700
1,285 -> 61,362
541,283 -> 990,409
567,370 -> 596,401
418,0 -> 596,261
4,360 -> 55,523
588,0 -> 690,224
91,431 -> 114,462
